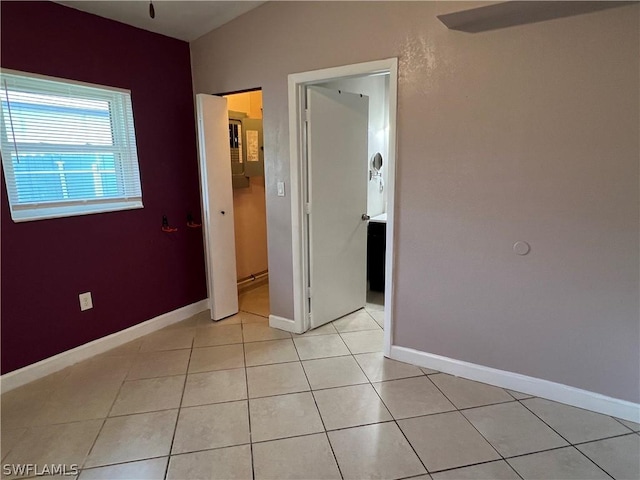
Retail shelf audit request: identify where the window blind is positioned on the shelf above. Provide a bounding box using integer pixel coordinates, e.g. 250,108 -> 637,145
0,70 -> 143,222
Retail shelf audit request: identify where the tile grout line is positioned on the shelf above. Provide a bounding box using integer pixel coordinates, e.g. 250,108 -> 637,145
79,454 -> 169,477
291,337 -> 345,480
515,399 -> 615,480
571,431 -> 640,447
425,375 -> 522,479
431,375 -> 627,476
162,334 -> 196,480
322,322 -> 433,478
304,316 -> 445,477
127,348 -> 193,382
419,458 -> 518,477
365,355 -> 434,477
46,421 -> 112,475
64,406 -> 181,423
611,416 -> 640,433
162,443 -> 250,458
241,322 -> 257,480
79,349 -> 140,473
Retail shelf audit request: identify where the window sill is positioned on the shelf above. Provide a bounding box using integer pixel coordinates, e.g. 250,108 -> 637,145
10,199 -> 143,222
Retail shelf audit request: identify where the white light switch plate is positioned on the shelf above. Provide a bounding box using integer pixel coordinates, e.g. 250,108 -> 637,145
277,181 -> 285,197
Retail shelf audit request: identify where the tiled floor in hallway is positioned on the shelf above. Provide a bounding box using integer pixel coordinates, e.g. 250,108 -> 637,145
1,291 -> 639,480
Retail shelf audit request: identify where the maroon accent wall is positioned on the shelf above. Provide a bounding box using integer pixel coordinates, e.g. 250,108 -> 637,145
1,1 -> 207,374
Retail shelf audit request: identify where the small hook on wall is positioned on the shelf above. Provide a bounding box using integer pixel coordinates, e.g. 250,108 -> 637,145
161,215 -> 178,233
187,213 -> 202,228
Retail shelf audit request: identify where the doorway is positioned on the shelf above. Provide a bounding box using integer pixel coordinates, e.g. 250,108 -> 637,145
282,58 -> 398,355
195,89 -> 269,321
224,89 -> 270,319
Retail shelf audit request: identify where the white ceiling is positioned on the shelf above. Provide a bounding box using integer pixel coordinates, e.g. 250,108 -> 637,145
56,1 -> 265,42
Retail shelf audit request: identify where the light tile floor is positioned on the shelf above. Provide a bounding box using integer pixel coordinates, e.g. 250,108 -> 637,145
239,284 -> 270,318
1,289 -> 639,480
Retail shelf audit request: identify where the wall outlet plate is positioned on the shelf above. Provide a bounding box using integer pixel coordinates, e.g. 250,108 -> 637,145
79,292 -> 93,311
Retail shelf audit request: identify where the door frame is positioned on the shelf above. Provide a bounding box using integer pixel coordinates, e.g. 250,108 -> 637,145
197,89 -> 268,320
285,58 -> 398,355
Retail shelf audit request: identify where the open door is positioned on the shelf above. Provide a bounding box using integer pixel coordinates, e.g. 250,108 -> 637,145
306,86 -> 369,329
196,94 -> 239,320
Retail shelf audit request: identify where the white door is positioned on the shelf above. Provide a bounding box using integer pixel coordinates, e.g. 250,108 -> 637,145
196,94 -> 239,320
306,86 -> 369,329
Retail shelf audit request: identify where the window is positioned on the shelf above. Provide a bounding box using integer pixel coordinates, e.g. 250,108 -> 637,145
0,70 -> 143,222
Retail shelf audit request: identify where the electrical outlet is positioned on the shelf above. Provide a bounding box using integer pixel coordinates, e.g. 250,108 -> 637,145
79,292 -> 93,311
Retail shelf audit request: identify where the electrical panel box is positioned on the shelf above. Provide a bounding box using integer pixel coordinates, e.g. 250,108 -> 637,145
228,111 -> 264,189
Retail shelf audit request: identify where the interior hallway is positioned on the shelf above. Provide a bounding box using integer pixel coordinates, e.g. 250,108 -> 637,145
1,290 -> 638,479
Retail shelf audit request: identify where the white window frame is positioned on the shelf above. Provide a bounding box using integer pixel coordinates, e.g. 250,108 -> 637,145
0,69 -> 143,222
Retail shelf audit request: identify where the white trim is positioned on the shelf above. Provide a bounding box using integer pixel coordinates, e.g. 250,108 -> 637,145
287,74 -> 307,334
1,68 -> 132,94
382,59 -> 398,357
0,299 -> 208,394
269,314 -> 303,334
1,70 -> 142,223
390,345 -> 640,423
195,102 -> 213,313
287,58 -> 398,350
11,199 -> 143,223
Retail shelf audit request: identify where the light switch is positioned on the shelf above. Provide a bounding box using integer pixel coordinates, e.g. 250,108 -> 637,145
277,181 -> 285,197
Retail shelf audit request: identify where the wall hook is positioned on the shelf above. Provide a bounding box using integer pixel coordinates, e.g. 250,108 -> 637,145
187,213 -> 202,228
161,215 -> 178,233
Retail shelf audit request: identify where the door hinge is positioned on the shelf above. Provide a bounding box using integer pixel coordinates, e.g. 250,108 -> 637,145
305,203 -> 311,215
304,109 -> 310,123
306,287 -> 313,298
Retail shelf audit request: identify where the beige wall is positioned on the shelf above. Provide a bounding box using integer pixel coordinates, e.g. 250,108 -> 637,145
191,2 -> 639,402
227,90 -> 263,120
225,91 -> 268,280
232,176 -> 268,280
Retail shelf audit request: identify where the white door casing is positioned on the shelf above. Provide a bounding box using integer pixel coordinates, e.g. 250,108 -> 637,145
306,86 -> 369,329
281,57 -> 398,352
196,94 -> 239,320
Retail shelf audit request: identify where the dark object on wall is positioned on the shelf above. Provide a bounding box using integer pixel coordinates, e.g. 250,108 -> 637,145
242,117 -> 264,177
228,110 -> 264,188
367,221 -> 386,292
161,215 -> 177,233
187,213 -> 202,228
437,1 -> 634,33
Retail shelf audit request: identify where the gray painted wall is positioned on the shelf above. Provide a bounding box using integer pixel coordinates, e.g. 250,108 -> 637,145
190,1 -> 639,402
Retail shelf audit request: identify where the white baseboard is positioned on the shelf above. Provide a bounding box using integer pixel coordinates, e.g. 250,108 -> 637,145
1,299 -> 209,394
269,314 -> 303,334
390,345 -> 640,423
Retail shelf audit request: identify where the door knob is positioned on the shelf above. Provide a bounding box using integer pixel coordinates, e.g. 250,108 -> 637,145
361,214 -> 370,221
